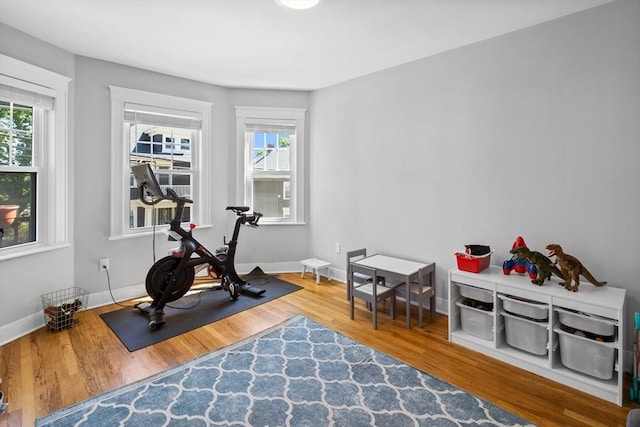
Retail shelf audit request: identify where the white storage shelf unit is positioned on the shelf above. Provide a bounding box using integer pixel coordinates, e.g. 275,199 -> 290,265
448,265 -> 626,405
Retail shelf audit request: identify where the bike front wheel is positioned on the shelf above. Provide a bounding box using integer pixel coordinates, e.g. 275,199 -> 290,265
145,256 -> 195,303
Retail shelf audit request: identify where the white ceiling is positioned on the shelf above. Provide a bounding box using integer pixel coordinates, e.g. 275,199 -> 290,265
0,0 -> 612,91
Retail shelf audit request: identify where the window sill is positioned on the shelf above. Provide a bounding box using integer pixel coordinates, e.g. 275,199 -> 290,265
259,221 -> 307,226
109,224 -> 213,241
0,242 -> 71,262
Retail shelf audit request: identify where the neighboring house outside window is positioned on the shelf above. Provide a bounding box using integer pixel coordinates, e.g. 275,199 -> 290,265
0,55 -> 71,259
235,106 -> 306,224
109,86 -> 212,238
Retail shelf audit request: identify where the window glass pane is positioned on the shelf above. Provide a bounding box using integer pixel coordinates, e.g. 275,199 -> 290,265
157,173 -> 191,198
265,133 -> 277,147
128,123 -> 192,170
128,112 -> 195,230
251,132 -> 290,172
278,134 -> 290,149
0,172 -> 36,248
13,131 -> 33,166
128,169 -> 192,229
0,102 -> 33,167
0,130 -> 9,166
156,208 -> 173,225
0,101 -> 9,128
253,133 -> 265,149
12,104 -> 33,131
252,176 -> 290,218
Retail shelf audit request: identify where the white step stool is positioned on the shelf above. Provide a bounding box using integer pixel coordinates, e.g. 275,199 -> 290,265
300,258 -> 332,284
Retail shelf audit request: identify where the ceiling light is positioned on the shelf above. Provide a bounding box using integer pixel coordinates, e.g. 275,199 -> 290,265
275,0 -> 320,10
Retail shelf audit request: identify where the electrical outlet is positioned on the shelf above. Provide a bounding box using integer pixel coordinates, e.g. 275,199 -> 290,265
335,243 -> 341,254
99,258 -> 109,271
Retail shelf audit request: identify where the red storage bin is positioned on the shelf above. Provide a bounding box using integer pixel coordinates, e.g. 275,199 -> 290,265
455,252 -> 492,273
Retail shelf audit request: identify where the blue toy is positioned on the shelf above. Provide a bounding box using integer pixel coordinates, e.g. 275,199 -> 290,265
502,236 -> 537,279
503,256 -> 537,278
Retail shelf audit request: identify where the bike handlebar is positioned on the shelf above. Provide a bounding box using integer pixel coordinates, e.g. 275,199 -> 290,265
140,184 -> 261,227
138,184 -> 194,206
245,212 -> 262,227
166,188 -> 193,204
226,206 -> 262,226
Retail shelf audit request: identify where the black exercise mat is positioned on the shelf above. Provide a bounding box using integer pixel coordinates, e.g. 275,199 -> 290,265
100,267 -> 302,351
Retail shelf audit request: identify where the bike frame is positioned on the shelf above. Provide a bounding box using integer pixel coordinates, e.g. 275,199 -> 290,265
131,163 -> 262,328
163,194 -> 258,294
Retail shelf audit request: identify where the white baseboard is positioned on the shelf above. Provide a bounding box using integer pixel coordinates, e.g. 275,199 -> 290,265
0,312 -> 44,347
1,262 -> 451,347
0,283 -> 148,346
0,263 -> 301,345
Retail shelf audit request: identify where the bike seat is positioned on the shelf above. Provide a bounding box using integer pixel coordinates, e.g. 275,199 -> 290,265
226,206 -> 250,213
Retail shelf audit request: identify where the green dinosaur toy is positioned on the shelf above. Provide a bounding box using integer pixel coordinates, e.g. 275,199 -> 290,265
510,247 -> 566,286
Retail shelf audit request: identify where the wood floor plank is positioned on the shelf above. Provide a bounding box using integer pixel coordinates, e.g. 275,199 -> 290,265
0,272 -> 635,427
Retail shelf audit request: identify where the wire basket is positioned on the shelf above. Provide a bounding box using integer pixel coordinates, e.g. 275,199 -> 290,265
41,287 -> 89,332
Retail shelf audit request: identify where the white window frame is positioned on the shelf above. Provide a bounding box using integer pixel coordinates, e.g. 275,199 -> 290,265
235,106 -> 306,225
109,86 -> 213,239
0,54 -> 71,261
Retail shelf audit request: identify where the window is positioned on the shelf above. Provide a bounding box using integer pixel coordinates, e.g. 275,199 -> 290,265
0,54 -> 70,258
235,107 -> 306,224
110,87 -> 212,238
126,107 -> 195,229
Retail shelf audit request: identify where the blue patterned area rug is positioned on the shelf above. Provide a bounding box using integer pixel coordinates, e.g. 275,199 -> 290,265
37,315 -> 535,426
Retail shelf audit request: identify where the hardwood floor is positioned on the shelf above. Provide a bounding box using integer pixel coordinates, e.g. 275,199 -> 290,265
0,272 -> 635,426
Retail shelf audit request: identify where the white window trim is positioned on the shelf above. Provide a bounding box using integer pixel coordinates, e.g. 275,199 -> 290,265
109,86 -> 213,239
235,106 -> 306,225
0,54 -> 71,261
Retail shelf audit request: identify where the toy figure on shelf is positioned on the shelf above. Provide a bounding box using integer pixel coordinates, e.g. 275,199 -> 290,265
502,236 -> 537,279
546,244 -> 607,292
510,246 -> 565,286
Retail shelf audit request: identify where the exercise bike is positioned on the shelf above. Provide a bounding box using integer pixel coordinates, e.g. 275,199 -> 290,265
131,163 -> 265,329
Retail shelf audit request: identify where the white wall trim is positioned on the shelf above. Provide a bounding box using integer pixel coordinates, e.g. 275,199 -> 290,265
0,54 -> 72,258
108,85 -> 214,238
0,263 -> 448,346
0,312 -> 44,347
1,263 -> 297,345
0,283 -> 146,346
234,106 -> 307,224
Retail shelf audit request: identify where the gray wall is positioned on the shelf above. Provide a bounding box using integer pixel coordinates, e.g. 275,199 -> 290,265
227,89 -> 311,264
72,58 -> 312,297
0,28 -> 311,340
0,24 -> 76,341
309,0 -> 640,318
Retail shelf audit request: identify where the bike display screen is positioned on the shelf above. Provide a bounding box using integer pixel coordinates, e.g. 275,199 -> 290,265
131,163 -> 164,198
